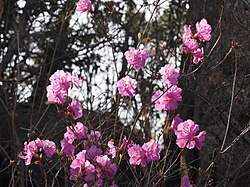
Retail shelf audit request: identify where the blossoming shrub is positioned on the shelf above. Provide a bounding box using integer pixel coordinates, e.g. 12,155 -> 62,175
18,1 -> 212,186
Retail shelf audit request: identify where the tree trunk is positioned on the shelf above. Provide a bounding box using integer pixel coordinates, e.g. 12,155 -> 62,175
180,0 -> 250,186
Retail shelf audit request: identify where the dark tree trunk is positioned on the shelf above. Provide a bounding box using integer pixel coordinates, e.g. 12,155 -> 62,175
180,0 -> 250,186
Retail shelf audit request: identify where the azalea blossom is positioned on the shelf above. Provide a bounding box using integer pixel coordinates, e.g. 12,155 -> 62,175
67,99 -> 83,120
182,25 -> 199,51
117,76 -> 138,97
71,69 -> 83,89
128,144 -> 147,167
69,150 -> 95,181
195,18 -> 212,41
107,140 -> 118,158
76,0 -> 92,12
174,119 -> 206,150
159,64 -> 180,85
125,48 -> 149,69
46,70 -> 82,104
46,84 -> 68,104
120,136 -> 128,150
95,155 -> 117,179
86,145 -> 102,160
88,130 -> 101,142
128,139 -> 160,167
141,139 -> 160,162
64,122 -> 89,143
18,139 -> 56,165
171,114 -> 183,133
47,70 -> 71,104
107,136 -> 128,158
38,139 -> 57,157
18,140 -> 38,165
60,138 -> 75,160
181,19 -> 211,64
152,85 -> 182,111
193,47 -> 204,64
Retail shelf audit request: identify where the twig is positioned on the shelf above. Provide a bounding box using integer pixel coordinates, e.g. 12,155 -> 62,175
220,121 -> 250,154
220,49 -> 237,152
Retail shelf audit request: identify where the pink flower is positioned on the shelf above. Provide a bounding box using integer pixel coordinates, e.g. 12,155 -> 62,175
49,70 -> 72,90
75,122 -> 89,139
71,70 -> 82,89
181,175 -> 196,187
120,136 -> 128,150
76,0 -> 92,13
125,48 -> 149,70
69,150 -> 95,181
142,139 -> 160,162
128,140 -> 161,167
64,122 -> 89,143
60,138 -> 75,159
95,155 -> 117,179
193,48 -> 203,64
152,86 -> 182,111
194,131 -> 206,150
39,140 -> 56,157
18,139 -> 56,165
175,120 -> 206,150
18,140 -> 38,165
171,114 -> 183,133
86,145 -> 102,160
182,25 -> 199,51
64,126 -> 76,143
128,144 -> 147,167
195,18 -> 212,41
84,160 -> 96,182
67,99 -> 83,120
159,64 -> 180,85
46,70 -> 71,104
117,76 -> 138,97
46,85 -> 68,104
107,141 -> 118,158
46,70 -> 82,104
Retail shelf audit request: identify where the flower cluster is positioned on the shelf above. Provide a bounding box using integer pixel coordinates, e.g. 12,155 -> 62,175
172,116 -> 206,150
76,0 -> 92,12
125,47 -> 149,70
18,138 -> 56,165
152,60 -> 181,111
182,18 -> 212,63
47,70 -> 83,120
127,139 -> 160,167
46,70 -> 82,104
117,76 -> 138,97
117,47 -> 148,97
59,122 -> 118,186
18,15 -> 212,186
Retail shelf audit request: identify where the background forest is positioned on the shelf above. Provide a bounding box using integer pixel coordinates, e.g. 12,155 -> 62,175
0,0 -> 249,186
